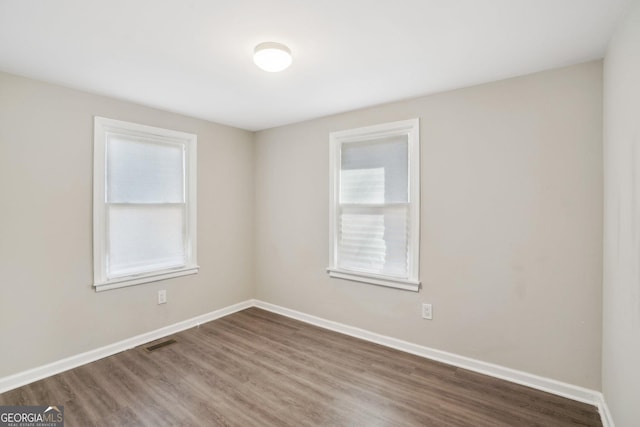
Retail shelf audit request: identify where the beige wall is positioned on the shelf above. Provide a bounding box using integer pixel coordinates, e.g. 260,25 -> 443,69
255,61 -> 603,389
0,60 -> 605,393
603,0 -> 640,424
0,72 -> 255,377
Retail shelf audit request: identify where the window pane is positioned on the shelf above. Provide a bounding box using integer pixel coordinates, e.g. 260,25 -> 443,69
340,136 -> 408,204
107,134 -> 184,203
107,205 -> 185,278
338,205 -> 408,277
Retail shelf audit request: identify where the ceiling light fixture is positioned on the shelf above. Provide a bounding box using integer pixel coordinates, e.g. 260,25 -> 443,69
253,42 -> 292,72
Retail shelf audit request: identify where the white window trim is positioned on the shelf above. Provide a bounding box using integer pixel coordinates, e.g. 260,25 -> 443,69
93,117 -> 198,292
328,118 -> 421,292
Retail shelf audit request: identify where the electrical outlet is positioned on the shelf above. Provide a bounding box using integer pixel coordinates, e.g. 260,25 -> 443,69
422,303 -> 432,320
158,290 -> 167,305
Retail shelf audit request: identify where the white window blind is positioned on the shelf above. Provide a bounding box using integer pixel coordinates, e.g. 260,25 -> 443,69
94,117 -> 198,291
339,137 -> 409,277
328,119 -> 420,291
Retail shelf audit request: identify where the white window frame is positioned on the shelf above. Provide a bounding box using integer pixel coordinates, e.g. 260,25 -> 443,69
328,118 -> 420,292
93,117 -> 198,292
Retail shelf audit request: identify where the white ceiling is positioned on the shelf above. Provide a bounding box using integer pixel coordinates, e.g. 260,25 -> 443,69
0,0 -> 632,131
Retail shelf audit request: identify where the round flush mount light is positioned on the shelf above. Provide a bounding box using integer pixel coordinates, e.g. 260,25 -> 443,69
253,42 -> 292,72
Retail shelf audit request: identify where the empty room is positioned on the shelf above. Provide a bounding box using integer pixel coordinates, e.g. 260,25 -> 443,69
0,0 -> 639,426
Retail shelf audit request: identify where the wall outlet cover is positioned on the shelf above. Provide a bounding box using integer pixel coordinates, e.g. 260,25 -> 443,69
422,303 -> 432,320
158,290 -> 167,304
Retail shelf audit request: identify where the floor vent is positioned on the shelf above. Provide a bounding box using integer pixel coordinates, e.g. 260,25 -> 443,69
144,339 -> 177,353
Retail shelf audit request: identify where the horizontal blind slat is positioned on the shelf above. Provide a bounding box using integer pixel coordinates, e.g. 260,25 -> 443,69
338,205 -> 409,277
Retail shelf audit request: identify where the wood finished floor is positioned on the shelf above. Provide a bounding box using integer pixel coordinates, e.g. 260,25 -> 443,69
0,308 -> 601,426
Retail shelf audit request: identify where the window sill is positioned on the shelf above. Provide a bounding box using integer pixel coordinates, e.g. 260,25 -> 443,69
327,268 -> 420,292
94,266 -> 199,292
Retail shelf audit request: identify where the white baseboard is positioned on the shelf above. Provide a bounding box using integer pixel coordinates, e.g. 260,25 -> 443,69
597,394 -> 616,427
252,300 -> 604,407
0,298 -> 613,427
0,300 -> 253,394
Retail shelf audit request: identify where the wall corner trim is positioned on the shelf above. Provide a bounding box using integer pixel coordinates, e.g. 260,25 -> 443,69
0,300 -> 253,394
252,300 -> 606,413
597,394 -> 616,427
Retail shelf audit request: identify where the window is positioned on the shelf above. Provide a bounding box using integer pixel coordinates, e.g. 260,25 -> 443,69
93,117 -> 198,291
328,119 -> 420,291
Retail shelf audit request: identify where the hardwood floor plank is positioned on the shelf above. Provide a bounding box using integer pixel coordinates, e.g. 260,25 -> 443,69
0,308 -> 602,426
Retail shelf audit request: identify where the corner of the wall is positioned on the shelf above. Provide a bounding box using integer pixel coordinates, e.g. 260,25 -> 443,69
597,393 -> 616,427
